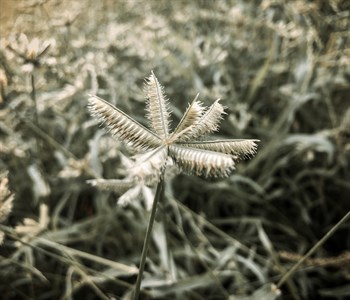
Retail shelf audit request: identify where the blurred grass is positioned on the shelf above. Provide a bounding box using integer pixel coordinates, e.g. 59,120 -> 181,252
0,0 -> 349,299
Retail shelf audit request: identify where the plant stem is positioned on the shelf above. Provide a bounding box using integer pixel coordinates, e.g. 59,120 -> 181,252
30,72 -> 41,156
133,178 -> 164,300
31,73 -> 39,126
276,210 -> 350,288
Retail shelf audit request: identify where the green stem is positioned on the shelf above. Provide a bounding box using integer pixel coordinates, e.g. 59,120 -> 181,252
276,210 -> 350,288
133,178 -> 164,300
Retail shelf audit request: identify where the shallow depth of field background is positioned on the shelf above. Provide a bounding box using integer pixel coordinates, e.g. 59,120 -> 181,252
0,0 -> 349,299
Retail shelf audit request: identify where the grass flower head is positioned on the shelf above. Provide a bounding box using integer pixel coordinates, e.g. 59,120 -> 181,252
88,71 -> 259,180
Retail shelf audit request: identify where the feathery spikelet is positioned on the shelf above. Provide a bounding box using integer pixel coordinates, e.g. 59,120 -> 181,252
172,94 -> 204,137
180,99 -> 226,140
169,145 -> 236,177
88,95 -> 161,151
180,139 -> 259,159
87,178 -> 155,210
145,71 -> 171,139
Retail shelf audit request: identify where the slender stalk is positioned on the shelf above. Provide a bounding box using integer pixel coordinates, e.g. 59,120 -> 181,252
30,72 -> 41,156
277,210 -> 350,288
133,178 -> 164,300
31,73 -> 39,126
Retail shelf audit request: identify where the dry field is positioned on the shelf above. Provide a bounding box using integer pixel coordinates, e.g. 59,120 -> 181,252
0,0 -> 349,299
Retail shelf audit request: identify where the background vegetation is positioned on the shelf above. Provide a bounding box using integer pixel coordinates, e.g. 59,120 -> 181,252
0,0 -> 349,299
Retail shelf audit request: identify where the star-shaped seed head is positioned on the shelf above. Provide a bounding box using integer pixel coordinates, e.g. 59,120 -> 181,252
88,71 -> 259,180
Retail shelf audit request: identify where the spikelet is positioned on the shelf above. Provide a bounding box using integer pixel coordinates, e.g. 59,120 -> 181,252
180,139 -> 259,159
144,71 -> 171,139
88,95 -> 161,151
172,94 -> 205,138
169,145 -> 236,177
87,175 -> 156,210
180,99 -> 226,140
